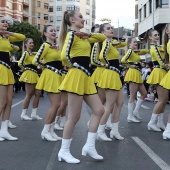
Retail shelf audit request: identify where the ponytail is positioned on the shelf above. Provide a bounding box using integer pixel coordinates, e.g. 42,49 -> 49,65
164,24 -> 170,63
58,10 -> 76,50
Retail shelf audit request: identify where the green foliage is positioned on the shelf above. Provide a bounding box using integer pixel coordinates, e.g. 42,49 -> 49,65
8,22 -> 42,59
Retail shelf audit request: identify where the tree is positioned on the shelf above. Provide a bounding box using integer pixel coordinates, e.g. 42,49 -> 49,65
8,22 -> 42,59
99,18 -> 112,23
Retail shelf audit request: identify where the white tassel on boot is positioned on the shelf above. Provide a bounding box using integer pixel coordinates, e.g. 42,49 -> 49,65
133,98 -> 143,120
21,109 -> 32,120
157,113 -> 166,130
31,108 -> 42,120
127,102 -> 140,123
8,120 -> 17,129
148,113 -> 161,131
58,139 -> 80,163
110,122 -> 124,140
50,123 -> 62,140
105,114 -> 112,130
82,132 -> 103,160
163,123 -> 170,140
41,124 -> 57,141
54,116 -> 63,130
0,120 -> 18,141
97,124 -> 112,141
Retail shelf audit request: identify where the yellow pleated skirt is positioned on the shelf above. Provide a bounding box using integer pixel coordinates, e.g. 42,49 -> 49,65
160,70 -> 170,89
36,68 -> 62,93
61,73 -> 67,81
59,67 -> 97,95
19,70 -> 39,84
0,64 -> 14,85
97,69 -> 122,90
91,67 -> 105,84
124,68 -> 142,84
147,68 -> 167,85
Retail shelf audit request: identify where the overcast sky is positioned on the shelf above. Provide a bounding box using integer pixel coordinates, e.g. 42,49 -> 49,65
95,0 -> 135,29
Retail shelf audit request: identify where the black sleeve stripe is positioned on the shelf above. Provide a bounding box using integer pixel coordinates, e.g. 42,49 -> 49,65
125,49 -> 132,63
20,51 -> 27,68
66,31 -> 74,66
154,46 -> 166,65
103,40 -> 110,65
92,43 -> 103,66
35,44 -> 45,67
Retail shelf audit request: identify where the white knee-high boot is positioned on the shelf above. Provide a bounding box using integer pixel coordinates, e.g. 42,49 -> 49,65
41,124 -> 57,141
163,123 -> 170,139
133,98 -> 143,120
82,132 -> 103,160
148,113 -> 161,131
110,122 -> 124,140
21,109 -> 32,120
58,138 -> 80,164
54,116 -> 63,130
31,108 -> 42,120
97,124 -> 112,141
0,120 -> 18,141
50,122 -> 62,140
127,102 -> 140,123
157,113 -> 165,130
105,114 -> 112,130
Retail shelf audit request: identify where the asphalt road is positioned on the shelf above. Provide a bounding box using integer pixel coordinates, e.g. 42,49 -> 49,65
0,90 -> 170,170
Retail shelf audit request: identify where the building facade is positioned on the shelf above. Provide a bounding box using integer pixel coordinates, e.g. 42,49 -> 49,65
49,0 -> 96,34
137,0 -> 170,43
0,0 -> 23,22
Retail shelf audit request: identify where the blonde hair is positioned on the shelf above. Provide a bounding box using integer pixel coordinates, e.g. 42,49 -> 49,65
164,24 -> 170,63
125,37 -> 135,52
58,10 -> 76,50
22,38 -> 33,54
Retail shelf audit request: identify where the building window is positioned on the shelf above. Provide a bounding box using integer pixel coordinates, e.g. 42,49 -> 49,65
49,0 -> 53,2
19,4 -> 22,11
38,24 -> 40,30
162,0 -> 169,5
56,26 -> 60,32
86,0 -> 90,5
57,6 -> 62,11
6,1 -> 13,9
44,3 -> 48,9
139,9 -> 142,22
86,19 -> 90,25
57,16 -> 62,21
50,16 -> 53,22
37,1 -> 41,7
44,14 -> 48,20
49,6 -> 53,12
144,4 -> 146,18
156,0 -> 160,8
66,6 -> 75,11
37,13 -> 40,18
75,6 -> 80,11
86,9 -> 90,15
149,0 -> 152,14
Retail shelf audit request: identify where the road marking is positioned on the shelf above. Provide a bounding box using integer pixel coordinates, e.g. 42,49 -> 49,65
46,143 -> 59,170
141,105 -> 150,109
123,104 -> 150,110
132,137 -> 170,170
11,100 -> 23,108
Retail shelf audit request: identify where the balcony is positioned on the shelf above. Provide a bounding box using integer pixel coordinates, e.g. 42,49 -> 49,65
23,0 -> 29,6
23,11 -> 29,18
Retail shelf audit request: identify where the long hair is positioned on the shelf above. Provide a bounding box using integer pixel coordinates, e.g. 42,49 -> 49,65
22,38 -> 33,54
164,24 -> 170,63
125,37 -> 135,52
139,29 -> 157,43
42,25 -> 53,42
58,10 -> 76,50
98,23 -> 110,53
